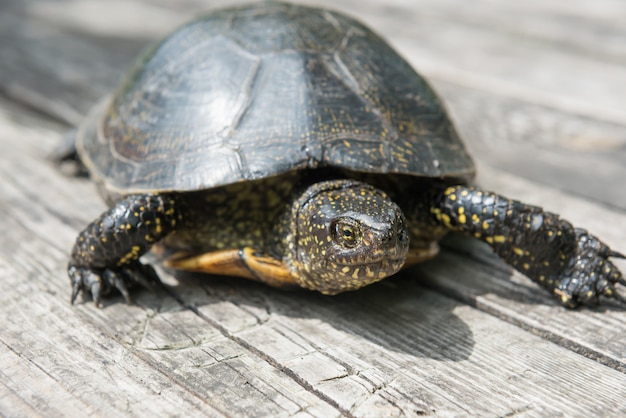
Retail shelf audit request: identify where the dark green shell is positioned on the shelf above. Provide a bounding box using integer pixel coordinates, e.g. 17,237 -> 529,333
77,1 -> 475,194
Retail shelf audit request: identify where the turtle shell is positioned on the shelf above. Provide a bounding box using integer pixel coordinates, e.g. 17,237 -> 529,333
77,1 -> 475,194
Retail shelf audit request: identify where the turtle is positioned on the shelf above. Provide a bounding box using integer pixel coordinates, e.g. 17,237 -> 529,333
63,1 -> 624,308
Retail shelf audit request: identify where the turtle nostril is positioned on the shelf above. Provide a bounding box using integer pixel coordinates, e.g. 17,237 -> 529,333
395,218 -> 408,244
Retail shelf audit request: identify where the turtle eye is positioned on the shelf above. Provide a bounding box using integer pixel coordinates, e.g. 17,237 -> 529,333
332,218 -> 362,248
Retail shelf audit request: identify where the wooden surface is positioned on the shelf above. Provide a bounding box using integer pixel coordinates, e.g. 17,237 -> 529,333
1,0 -> 625,416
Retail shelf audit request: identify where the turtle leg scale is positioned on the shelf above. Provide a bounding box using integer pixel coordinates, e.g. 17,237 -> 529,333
69,194 -> 179,307
432,186 -> 625,307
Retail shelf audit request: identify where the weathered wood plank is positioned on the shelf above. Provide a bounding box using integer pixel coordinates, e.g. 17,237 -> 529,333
1,98 -> 625,416
175,278 -> 626,416
0,2 -> 148,124
436,82 -> 626,208
7,0 -> 626,119
1,0 -> 626,416
350,0 -> 626,122
1,342 -> 83,418
1,0 -> 624,208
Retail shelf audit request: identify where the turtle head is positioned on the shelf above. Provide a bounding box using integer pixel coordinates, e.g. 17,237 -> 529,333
285,180 -> 409,294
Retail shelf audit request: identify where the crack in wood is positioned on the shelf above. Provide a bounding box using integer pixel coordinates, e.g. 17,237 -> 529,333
162,284 -> 355,417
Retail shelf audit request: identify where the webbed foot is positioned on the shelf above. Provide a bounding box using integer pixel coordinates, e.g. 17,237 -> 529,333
551,231 -> 625,308
69,262 -> 161,308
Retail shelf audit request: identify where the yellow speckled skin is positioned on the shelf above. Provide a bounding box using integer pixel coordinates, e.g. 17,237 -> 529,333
161,171 -> 443,294
433,186 -> 625,307
280,179 -> 409,294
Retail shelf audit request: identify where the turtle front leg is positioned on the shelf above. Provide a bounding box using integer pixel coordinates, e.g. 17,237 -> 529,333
432,186 -> 625,307
69,194 -> 180,307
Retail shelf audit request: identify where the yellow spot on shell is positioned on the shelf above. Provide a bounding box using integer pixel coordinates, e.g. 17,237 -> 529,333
493,235 -> 506,243
513,247 -> 524,256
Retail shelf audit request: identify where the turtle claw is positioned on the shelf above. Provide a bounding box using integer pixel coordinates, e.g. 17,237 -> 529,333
68,262 -> 161,306
124,263 -> 160,292
90,280 -> 104,308
70,269 -> 85,305
609,250 -> 625,259
553,232 -> 625,308
69,264 -> 103,305
104,270 -> 132,305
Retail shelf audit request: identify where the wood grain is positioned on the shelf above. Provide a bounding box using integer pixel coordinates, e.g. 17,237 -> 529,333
1,0 -> 625,416
2,0 -> 625,208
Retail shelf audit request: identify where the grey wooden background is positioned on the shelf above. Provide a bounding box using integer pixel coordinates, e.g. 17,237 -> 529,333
1,0 -> 625,416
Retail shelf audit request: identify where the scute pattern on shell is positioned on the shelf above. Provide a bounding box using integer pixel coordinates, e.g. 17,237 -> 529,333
78,1 -> 474,195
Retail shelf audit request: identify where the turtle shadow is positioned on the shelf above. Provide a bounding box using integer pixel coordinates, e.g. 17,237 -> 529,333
156,269 -> 475,363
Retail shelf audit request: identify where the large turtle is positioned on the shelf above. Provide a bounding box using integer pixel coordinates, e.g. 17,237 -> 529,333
65,1 -> 624,308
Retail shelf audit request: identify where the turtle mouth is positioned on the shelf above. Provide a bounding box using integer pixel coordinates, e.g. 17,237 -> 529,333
336,257 -> 405,268
334,257 -> 406,281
